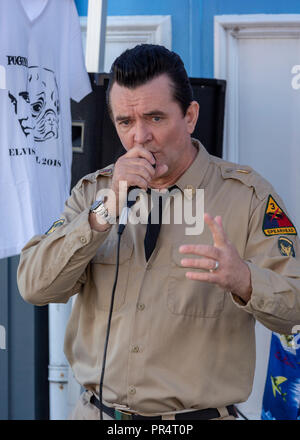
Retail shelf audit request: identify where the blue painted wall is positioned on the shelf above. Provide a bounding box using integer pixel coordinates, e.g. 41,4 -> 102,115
75,0 -> 300,77
198,0 -> 300,77
75,0 -> 202,77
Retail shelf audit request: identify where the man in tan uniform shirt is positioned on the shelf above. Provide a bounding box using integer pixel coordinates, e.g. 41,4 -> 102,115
17,45 -> 300,420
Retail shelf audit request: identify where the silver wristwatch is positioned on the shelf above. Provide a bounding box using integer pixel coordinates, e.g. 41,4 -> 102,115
90,197 -> 116,224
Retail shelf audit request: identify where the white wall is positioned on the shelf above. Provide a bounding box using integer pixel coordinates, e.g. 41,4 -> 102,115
215,14 -> 300,419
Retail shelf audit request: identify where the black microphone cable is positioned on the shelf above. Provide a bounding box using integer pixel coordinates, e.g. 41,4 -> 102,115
99,227 -> 121,420
98,189 -> 139,420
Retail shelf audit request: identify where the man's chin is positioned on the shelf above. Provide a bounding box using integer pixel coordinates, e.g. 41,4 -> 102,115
149,171 -> 171,189
21,127 -> 33,137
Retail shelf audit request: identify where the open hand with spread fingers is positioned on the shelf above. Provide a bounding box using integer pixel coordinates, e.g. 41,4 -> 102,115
179,213 -> 252,304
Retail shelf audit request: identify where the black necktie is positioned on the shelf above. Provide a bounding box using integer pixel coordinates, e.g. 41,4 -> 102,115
144,192 -> 162,261
144,186 -> 177,261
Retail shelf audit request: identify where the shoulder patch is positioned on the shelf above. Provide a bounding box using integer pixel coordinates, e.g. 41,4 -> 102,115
278,237 -> 295,257
98,165 -> 114,177
45,219 -> 65,235
262,195 -> 297,236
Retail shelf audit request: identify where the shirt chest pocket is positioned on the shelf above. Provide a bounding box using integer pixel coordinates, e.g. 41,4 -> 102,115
167,244 -> 225,318
91,236 -> 133,311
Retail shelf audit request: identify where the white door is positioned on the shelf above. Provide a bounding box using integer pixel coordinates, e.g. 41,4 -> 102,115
79,15 -> 172,73
215,15 -> 300,420
238,36 -> 300,229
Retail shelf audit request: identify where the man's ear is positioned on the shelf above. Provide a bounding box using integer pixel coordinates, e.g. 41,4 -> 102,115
185,100 -> 199,134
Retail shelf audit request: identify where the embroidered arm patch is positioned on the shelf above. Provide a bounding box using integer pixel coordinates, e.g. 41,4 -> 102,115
262,195 -> 297,236
45,219 -> 65,235
99,167 -> 113,176
278,237 -> 295,257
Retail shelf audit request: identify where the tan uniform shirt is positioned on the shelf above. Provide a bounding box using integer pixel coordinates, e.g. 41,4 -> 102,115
17,139 -> 300,416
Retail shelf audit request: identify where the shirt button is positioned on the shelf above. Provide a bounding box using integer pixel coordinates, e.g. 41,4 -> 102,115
131,345 -> 140,353
137,303 -> 145,311
80,236 -> 87,244
129,386 -> 136,395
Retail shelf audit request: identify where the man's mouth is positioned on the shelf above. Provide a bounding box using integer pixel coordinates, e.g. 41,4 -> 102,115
150,151 -> 159,162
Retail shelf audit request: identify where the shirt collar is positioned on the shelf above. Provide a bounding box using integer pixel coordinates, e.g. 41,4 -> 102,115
175,138 -> 210,199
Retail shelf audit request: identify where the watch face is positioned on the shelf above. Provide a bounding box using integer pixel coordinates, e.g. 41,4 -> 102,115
90,199 -> 103,211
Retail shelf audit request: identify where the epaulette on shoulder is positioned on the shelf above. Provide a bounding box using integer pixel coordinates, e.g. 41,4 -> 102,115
218,161 -> 272,201
75,164 -> 114,189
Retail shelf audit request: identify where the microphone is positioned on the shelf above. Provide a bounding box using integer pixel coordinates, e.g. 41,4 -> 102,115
118,160 -> 156,235
118,186 -> 140,235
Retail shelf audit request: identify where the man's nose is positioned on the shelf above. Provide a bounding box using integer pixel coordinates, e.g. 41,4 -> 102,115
133,120 -> 152,145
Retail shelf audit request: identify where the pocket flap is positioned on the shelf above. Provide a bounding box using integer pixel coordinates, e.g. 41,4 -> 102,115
171,243 -> 185,266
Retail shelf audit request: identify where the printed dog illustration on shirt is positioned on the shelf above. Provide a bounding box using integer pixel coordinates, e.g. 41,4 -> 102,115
27,66 -> 60,142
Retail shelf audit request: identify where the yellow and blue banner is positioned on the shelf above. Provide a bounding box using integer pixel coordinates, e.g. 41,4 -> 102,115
261,332 -> 300,420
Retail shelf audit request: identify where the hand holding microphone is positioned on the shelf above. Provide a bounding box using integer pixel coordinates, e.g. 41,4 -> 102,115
89,146 -> 168,232
110,145 -> 168,217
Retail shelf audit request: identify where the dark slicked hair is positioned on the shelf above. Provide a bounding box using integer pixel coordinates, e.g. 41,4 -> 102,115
106,44 -> 193,117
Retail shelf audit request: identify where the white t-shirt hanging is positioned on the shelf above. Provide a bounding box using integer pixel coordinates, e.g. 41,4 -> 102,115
0,0 -> 92,258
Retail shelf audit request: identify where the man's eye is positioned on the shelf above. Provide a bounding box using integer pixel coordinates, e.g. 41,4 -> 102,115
119,120 -> 130,126
152,116 -> 161,122
19,92 -> 30,103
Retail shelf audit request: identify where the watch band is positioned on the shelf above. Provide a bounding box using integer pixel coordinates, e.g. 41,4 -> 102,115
90,198 -> 116,225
